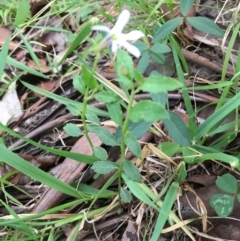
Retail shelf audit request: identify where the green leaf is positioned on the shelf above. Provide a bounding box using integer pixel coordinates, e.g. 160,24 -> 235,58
150,52 -> 165,64
93,147 -> 108,161
117,76 -> 132,90
123,160 -> 142,183
88,125 -> 118,146
133,41 -> 148,52
14,0 -> 30,25
153,17 -> 183,42
187,17 -> 224,37
134,69 -> 144,84
181,147 -> 197,163
106,102 -> 123,126
178,162 -> 187,183
139,76 -> 183,93
63,123 -> 82,137
150,182 -> 179,241
163,111 -> 191,146
0,144 -> 82,198
91,161 -> 117,174
151,92 -> 167,106
210,194 -> 234,217
66,104 -> 81,116
120,188 -> 132,203
115,121 -> 152,142
130,100 -> 169,123
95,91 -> 120,103
137,51 -> 149,74
158,142 -> 180,157
124,133 -> 142,158
81,64 -> 98,89
180,0 -> 195,16
73,74 -> 85,94
86,112 -> 100,124
150,43 -> 171,54
116,49 -> 134,81
128,121 -> 152,139
216,174 -> 238,194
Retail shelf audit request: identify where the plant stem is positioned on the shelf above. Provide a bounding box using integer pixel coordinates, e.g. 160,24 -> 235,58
118,85 -> 136,194
81,86 -> 94,150
81,53 -> 100,151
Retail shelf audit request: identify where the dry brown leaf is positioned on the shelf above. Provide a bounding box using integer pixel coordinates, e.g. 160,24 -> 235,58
121,220 -> 138,241
187,174 -> 216,187
65,16 -> 78,32
34,79 -> 57,97
26,58 -> 50,73
0,27 -> 19,50
40,32 -> 66,52
183,22 -> 194,41
30,0 -> 48,16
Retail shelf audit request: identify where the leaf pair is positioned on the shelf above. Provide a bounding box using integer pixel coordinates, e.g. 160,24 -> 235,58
210,174 -> 240,217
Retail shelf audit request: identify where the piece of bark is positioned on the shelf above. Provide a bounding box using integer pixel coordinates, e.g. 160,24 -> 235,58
181,48 -> 235,77
32,132 -> 104,213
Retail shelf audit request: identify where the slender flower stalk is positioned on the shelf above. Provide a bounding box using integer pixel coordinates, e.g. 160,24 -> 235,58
92,9 -> 144,58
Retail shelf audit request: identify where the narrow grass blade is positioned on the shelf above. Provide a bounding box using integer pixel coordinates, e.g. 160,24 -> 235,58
0,36 -> 10,79
122,173 -> 158,210
137,182 -> 195,240
195,91 -> 240,139
0,200 -> 35,237
21,81 -> 108,117
17,28 -> 41,71
0,144 -> 84,198
58,21 -> 92,65
7,56 -> 47,78
194,152 -> 239,169
0,123 -> 97,164
150,182 -> 179,241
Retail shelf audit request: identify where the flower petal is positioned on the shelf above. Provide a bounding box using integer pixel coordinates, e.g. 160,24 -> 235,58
92,25 -> 111,33
111,41 -> 118,53
123,30 -> 144,41
112,9 -> 130,33
121,41 -> 141,58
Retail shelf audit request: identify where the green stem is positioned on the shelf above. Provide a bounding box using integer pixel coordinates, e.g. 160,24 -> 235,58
81,86 -> 94,150
118,85 -> 136,195
80,53 -> 100,151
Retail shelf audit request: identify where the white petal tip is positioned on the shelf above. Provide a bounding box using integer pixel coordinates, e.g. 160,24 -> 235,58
91,25 -> 111,33
124,30 -> 145,41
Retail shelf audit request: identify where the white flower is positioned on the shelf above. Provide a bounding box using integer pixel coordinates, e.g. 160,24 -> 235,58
92,9 -> 144,58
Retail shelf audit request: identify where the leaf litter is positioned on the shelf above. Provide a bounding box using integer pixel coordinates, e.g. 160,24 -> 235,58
0,0 -> 239,240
